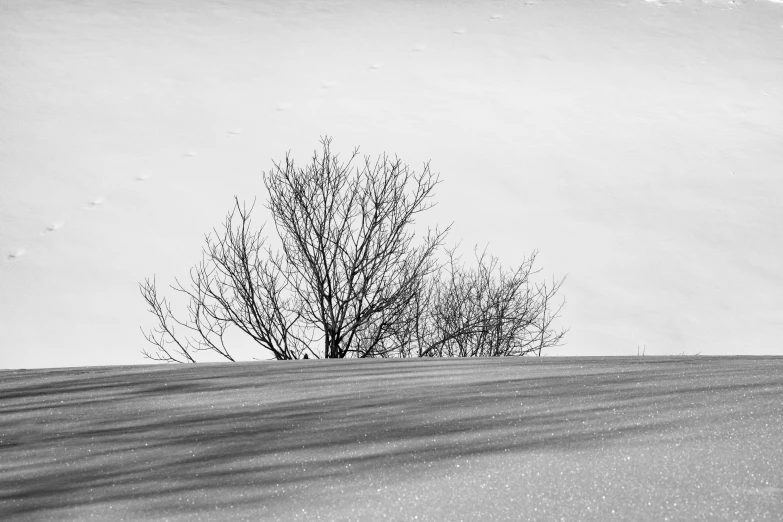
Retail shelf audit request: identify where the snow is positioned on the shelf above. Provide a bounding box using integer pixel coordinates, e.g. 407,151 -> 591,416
0,357 -> 781,520
1,0 -> 783,368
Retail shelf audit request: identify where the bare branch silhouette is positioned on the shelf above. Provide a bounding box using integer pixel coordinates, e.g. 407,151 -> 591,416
140,137 -> 567,361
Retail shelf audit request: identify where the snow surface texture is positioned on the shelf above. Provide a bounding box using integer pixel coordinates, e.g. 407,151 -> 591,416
0,357 -> 781,520
1,0 -> 783,368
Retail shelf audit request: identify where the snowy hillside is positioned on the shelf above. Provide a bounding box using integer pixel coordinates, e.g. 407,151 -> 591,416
2,357 -> 782,520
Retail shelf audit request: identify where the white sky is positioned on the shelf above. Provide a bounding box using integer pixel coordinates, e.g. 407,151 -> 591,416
1,0 -> 782,369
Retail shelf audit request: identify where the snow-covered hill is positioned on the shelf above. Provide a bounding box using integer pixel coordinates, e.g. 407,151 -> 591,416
2,357 -> 781,520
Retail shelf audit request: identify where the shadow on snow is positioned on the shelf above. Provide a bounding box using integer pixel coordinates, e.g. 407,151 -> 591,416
1,356 -> 781,518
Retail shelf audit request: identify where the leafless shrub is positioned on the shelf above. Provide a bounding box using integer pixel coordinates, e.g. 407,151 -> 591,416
140,137 -> 567,361
394,246 -> 567,358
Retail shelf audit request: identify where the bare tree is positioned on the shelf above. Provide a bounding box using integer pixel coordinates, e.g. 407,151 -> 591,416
141,136 -> 448,361
395,246 -> 568,358
263,137 -> 448,358
140,136 -> 567,362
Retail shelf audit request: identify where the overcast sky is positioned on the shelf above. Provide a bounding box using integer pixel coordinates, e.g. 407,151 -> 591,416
2,0 -> 782,369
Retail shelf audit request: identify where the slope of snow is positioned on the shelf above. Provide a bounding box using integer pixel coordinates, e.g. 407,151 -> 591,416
1,0 -> 782,368
1,357 -> 782,520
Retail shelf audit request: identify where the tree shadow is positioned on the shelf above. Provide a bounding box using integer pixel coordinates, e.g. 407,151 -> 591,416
1,356 -> 781,519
